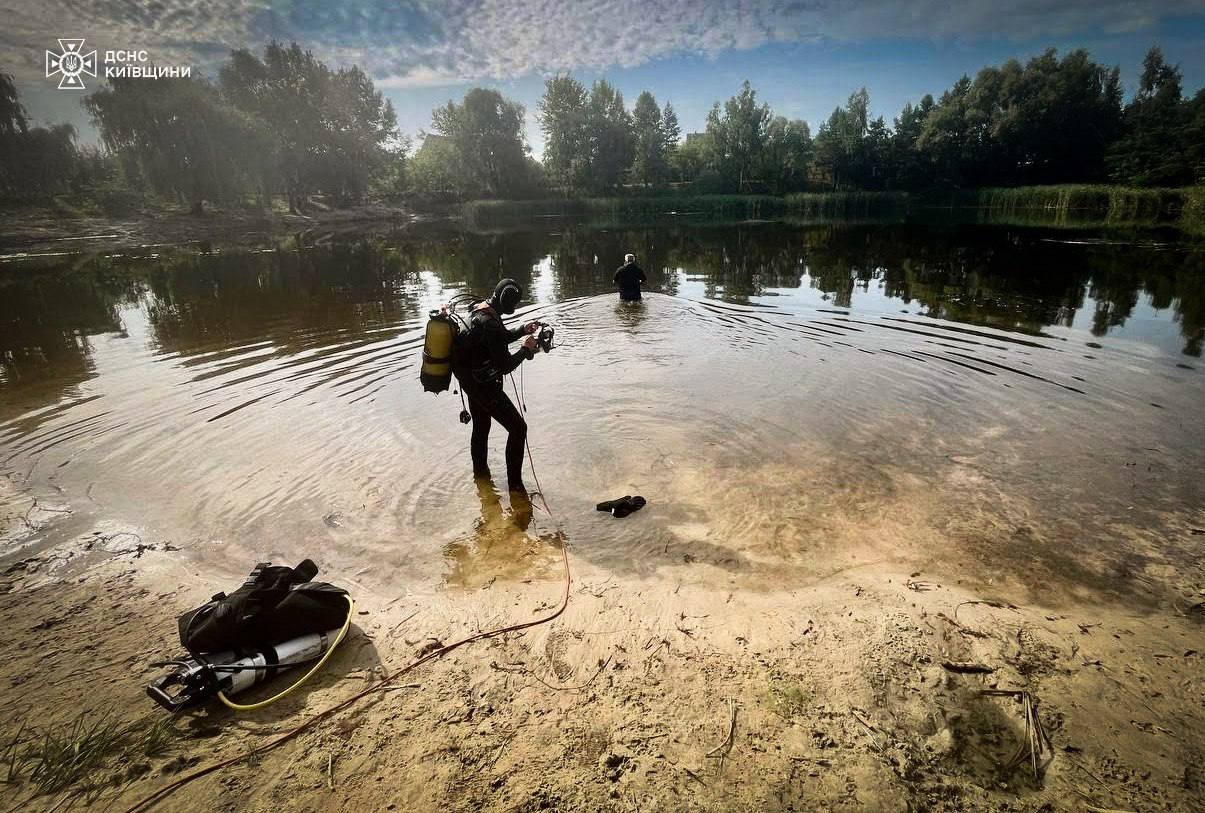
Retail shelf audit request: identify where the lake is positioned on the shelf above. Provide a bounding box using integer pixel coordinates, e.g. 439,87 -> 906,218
1,221 -> 1202,603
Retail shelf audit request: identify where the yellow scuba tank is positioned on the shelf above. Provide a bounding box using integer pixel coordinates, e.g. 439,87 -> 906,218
420,310 -> 459,393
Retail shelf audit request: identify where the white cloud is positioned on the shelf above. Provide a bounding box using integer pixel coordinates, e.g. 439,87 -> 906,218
1,0 -> 1202,86
375,66 -> 465,89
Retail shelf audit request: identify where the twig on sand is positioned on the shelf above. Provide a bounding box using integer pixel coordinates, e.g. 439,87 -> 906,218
387,610 -> 420,637
489,654 -> 612,693
980,689 -> 1053,782
1068,758 -> 1111,791
326,754 -> 333,790
683,767 -> 707,786
381,683 -> 421,692
954,599 -> 1018,623
936,612 -> 991,639
849,710 -> 883,754
1084,807 -> 1137,813
704,699 -> 737,773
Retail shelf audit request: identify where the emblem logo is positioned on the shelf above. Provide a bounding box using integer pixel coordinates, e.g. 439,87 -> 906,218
46,39 -> 97,90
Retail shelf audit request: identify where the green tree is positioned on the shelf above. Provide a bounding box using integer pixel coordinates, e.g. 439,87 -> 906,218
891,95 -> 935,190
1108,47 -> 1194,186
1188,88 -> 1205,183
431,87 -> 530,198
220,42 -> 399,211
409,134 -> 460,199
662,103 -> 681,155
586,80 -> 633,192
0,72 -> 27,137
85,76 -> 255,214
537,75 -> 590,194
915,76 -> 975,188
814,88 -> 871,189
705,81 -> 774,191
630,91 -> 669,187
762,116 -> 812,193
670,132 -> 712,185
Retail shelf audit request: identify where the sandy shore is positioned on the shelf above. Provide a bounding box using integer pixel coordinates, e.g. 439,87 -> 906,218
1,472 -> 1202,812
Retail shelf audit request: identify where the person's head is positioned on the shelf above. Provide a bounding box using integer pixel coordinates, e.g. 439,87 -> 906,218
624,253 -> 636,264
489,278 -> 522,315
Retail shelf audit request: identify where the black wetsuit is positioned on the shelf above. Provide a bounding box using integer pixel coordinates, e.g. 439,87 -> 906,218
455,306 -> 534,488
614,262 -> 647,301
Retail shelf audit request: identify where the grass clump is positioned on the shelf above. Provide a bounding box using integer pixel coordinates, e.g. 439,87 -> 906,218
3,711 -> 179,801
765,679 -> 812,719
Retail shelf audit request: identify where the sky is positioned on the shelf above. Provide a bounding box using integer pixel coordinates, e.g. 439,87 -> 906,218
3,1 -> 1205,158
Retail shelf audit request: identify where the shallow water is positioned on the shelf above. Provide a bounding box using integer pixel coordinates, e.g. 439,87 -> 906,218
1,222 -> 1202,601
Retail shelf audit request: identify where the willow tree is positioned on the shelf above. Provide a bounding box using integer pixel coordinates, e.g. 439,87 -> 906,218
220,42 -> 399,211
86,76 -> 257,214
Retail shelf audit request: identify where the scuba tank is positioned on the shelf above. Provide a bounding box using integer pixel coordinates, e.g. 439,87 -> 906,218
420,309 -> 460,393
147,628 -> 344,712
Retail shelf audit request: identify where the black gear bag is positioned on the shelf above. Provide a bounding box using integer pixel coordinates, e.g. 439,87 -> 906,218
177,560 -> 350,655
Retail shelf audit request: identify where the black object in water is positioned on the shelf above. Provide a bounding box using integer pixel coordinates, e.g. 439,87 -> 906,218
596,495 -> 647,518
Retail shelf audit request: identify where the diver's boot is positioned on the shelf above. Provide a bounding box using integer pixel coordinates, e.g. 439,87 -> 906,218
596,496 -> 632,512
607,495 -> 647,518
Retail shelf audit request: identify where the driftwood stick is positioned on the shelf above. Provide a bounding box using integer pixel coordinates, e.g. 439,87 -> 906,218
705,699 -> 738,768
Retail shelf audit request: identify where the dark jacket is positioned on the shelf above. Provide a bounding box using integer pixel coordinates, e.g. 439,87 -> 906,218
614,262 -> 647,299
457,305 -> 532,385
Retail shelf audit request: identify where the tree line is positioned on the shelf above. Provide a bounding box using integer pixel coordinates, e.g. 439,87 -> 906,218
1,42 -> 403,214
1,43 -> 1203,214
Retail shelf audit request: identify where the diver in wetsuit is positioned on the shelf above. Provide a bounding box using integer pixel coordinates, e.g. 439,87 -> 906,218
614,254 -> 647,301
455,279 -> 540,493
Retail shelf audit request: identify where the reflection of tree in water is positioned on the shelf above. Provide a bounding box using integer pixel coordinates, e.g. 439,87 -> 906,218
2,224 -> 1202,433
668,227 -> 807,302
143,240 -> 423,358
865,227 -> 1088,334
409,227 -> 544,297
0,265 -> 139,424
1080,246 -> 1205,356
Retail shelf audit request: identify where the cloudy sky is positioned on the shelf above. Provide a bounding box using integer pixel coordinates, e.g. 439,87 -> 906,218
4,1 -> 1205,156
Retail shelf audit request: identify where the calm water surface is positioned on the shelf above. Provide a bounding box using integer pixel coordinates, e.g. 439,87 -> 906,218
1,223 -> 1202,600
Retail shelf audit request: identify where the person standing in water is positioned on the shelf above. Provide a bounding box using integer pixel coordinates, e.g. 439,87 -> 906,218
613,253 -> 647,301
455,278 -> 540,493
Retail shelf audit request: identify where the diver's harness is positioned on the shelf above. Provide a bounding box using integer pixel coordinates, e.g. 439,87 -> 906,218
147,560 -> 353,712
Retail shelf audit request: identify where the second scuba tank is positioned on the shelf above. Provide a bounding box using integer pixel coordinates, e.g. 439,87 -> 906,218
420,309 -> 459,393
